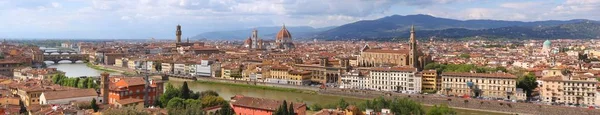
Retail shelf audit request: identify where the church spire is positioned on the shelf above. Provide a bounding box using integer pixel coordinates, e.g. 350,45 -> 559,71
410,25 -> 416,43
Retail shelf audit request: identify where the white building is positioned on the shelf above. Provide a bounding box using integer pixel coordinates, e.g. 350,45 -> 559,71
340,70 -> 369,90
194,60 -> 213,77
369,67 -> 421,94
173,62 -> 187,75
39,89 -> 99,105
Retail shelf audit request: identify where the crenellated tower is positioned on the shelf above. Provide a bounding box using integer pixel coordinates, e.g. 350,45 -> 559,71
176,25 -> 182,43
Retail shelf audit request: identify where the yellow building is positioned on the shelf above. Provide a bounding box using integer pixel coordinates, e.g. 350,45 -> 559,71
540,75 -> 597,106
420,70 -> 440,92
441,72 -> 517,99
221,64 -> 241,80
294,57 -> 350,84
266,65 -> 311,85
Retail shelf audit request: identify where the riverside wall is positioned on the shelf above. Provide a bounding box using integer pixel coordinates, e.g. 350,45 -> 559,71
319,89 -> 600,115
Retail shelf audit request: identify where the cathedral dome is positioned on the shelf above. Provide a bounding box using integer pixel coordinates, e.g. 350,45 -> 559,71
276,25 -> 292,41
543,40 -> 551,49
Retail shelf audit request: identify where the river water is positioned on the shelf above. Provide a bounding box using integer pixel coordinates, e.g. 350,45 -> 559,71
48,62 -> 505,115
45,62 -> 120,77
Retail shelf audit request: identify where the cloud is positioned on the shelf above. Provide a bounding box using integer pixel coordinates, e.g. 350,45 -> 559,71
500,2 -> 539,9
0,0 -> 598,39
51,2 -> 61,8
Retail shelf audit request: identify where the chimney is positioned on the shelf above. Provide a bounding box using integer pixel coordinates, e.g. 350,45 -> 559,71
100,72 -> 110,104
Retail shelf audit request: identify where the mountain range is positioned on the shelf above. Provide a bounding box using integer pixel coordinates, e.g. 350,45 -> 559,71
194,14 -> 600,41
191,26 -> 335,40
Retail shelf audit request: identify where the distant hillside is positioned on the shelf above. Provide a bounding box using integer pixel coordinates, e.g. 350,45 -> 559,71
192,26 -> 335,40
386,22 -> 600,40
314,14 -> 597,40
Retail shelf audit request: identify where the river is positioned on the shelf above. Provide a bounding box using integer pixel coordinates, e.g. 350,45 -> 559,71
48,62 -> 506,115
45,62 -> 120,77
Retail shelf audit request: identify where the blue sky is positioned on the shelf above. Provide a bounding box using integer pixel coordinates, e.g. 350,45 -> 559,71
0,0 -> 598,39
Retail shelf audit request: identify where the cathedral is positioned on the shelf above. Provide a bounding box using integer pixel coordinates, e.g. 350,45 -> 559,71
358,25 -> 430,70
275,25 -> 294,50
244,24 -> 294,50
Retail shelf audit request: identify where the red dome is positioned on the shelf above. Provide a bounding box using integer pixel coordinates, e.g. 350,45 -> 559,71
276,25 -> 292,41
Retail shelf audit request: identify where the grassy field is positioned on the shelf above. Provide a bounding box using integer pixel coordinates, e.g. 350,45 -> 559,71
193,80 -> 318,94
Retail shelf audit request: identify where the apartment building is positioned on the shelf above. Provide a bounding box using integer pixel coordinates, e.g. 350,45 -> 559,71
421,70 -> 440,92
340,70 -> 369,90
540,75 -> 598,106
441,72 -> 517,99
369,67 -> 421,94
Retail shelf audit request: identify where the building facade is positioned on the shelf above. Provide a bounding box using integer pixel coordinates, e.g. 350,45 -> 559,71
101,73 -> 164,106
441,72 -> 517,99
420,70 -> 440,92
369,67 -> 421,94
340,70 -> 369,90
540,75 -> 598,106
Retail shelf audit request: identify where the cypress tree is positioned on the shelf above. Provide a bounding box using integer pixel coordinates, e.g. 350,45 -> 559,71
288,102 -> 295,115
282,100 -> 288,115
181,81 -> 191,99
91,98 -> 99,112
19,100 -> 27,114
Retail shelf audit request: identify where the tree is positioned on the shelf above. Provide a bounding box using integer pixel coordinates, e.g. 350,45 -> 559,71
288,102 -> 295,115
282,100 -> 288,115
219,102 -> 234,115
427,104 -> 456,115
517,73 -> 538,101
200,95 -> 227,108
309,104 -> 323,111
459,53 -> 470,59
153,61 -> 162,72
166,97 -> 185,109
337,98 -> 349,109
159,83 -> 180,107
199,90 -> 219,99
184,99 -> 202,109
19,100 -> 27,114
389,98 -> 424,115
91,98 -> 99,112
180,81 -> 191,99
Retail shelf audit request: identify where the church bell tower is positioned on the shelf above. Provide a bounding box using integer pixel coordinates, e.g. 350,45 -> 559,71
409,25 -> 420,69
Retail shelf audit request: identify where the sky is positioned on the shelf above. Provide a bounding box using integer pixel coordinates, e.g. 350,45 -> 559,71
0,0 -> 598,39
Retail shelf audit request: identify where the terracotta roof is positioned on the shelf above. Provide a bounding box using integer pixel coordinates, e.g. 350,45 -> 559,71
314,109 -> 346,115
442,72 -> 517,79
363,49 -> 409,54
276,25 -> 292,40
230,95 -> 305,111
42,89 -> 97,100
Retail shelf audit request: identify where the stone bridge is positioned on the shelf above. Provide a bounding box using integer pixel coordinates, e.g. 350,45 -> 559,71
43,54 -> 88,64
42,49 -> 78,55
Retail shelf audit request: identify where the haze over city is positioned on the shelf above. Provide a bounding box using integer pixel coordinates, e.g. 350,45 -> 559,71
0,0 -> 598,39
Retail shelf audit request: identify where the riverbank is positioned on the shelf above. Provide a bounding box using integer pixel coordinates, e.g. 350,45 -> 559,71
166,77 -> 512,115
194,80 -> 318,94
85,63 -> 137,76
85,62 -> 121,73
